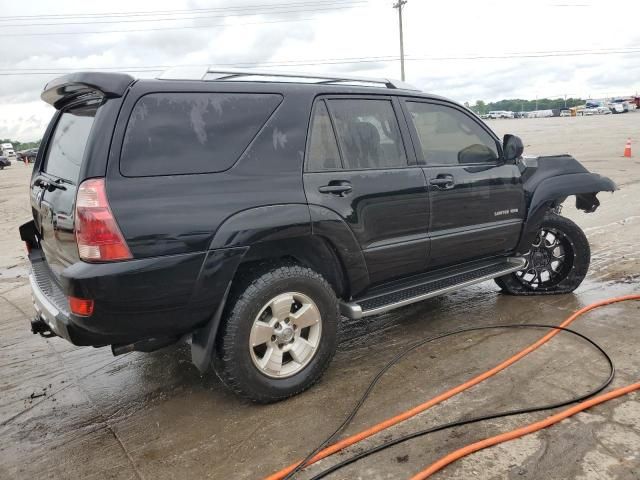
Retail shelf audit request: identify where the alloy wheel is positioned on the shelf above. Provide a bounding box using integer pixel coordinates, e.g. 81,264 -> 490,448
515,228 -> 574,289
249,292 -> 322,378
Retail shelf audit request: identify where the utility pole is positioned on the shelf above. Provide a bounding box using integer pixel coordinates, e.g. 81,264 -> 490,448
393,0 -> 407,81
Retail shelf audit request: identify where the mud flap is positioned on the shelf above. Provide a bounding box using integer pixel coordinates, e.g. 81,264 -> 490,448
190,285 -> 231,373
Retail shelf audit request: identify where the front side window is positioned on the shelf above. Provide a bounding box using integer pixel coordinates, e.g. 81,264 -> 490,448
43,104 -> 97,182
306,101 -> 341,171
406,102 -> 499,165
327,99 -> 407,169
121,92 -> 282,176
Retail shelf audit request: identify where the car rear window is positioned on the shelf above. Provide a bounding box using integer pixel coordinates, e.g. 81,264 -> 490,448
306,100 -> 342,171
43,104 -> 97,183
120,92 -> 282,176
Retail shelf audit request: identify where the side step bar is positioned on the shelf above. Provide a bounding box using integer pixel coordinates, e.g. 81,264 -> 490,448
340,257 -> 526,319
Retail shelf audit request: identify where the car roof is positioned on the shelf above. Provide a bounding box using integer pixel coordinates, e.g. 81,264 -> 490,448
157,66 -> 418,90
42,70 -> 457,108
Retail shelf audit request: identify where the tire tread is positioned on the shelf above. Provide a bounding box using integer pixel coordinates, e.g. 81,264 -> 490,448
213,262 -> 338,403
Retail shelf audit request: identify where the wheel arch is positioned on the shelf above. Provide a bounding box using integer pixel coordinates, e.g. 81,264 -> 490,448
192,204 -> 368,372
516,172 -> 616,253
237,236 -> 349,299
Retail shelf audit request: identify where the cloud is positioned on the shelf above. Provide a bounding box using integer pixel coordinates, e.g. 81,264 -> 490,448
2,0 -> 640,141
0,101 -> 54,142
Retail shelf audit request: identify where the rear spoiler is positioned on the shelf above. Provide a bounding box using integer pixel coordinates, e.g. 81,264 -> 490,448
41,72 -> 135,109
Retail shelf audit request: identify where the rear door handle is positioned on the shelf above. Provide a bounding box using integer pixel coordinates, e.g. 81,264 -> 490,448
318,182 -> 352,196
34,177 -> 66,192
429,175 -> 455,189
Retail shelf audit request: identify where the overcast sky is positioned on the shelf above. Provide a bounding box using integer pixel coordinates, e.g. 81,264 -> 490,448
1,0 -> 639,142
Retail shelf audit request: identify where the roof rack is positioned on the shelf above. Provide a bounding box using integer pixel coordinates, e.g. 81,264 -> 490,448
157,66 -> 420,91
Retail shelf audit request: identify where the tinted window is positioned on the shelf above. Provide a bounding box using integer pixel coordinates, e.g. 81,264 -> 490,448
306,101 -> 341,171
327,99 -> 407,169
43,104 -> 97,182
121,92 -> 282,176
406,102 -> 499,165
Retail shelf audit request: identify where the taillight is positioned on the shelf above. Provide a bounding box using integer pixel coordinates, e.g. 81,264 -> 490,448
69,296 -> 94,316
75,178 -> 132,262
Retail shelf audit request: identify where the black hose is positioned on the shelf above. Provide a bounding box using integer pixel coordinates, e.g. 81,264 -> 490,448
283,323 -> 615,480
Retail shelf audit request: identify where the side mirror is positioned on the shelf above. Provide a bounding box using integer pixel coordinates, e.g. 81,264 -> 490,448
503,134 -> 524,162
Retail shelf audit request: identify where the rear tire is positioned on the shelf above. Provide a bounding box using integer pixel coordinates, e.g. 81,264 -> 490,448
213,263 -> 339,403
496,214 -> 590,294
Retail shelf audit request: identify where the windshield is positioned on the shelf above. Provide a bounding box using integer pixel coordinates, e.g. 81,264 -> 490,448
43,103 -> 98,183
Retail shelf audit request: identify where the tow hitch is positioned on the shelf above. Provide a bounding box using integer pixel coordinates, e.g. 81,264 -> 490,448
31,317 -> 56,338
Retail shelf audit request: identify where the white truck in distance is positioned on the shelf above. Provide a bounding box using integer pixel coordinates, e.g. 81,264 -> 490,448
1,143 -> 16,158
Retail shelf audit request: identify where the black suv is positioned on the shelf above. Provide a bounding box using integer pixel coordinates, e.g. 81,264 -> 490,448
21,69 -> 615,402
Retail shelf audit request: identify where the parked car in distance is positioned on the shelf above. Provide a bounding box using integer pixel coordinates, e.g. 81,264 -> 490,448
608,102 -> 626,114
17,148 -> 38,163
0,156 -> 11,169
488,110 -> 514,119
21,70 -> 616,402
560,110 -> 572,117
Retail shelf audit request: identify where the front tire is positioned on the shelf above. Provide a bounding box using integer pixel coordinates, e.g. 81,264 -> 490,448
213,263 -> 339,403
496,214 -> 590,294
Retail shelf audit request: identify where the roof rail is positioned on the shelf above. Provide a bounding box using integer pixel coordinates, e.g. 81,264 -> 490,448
157,66 -> 419,91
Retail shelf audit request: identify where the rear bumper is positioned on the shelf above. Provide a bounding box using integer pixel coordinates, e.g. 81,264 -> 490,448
27,247 -> 247,347
30,270 -> 73,341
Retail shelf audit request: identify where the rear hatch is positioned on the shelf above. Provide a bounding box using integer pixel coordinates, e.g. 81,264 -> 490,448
31,102 -> 98,278
28,72 -> 135,280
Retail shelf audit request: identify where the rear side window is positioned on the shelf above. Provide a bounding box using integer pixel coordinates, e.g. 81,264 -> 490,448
121,92 -> 282,176
406,102 -> 499,165
327,99 -> 407,169
43,104 -> 97,183
306,101 -> 341,171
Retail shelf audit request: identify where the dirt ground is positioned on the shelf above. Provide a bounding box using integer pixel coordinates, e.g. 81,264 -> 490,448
1,113 -> 639,480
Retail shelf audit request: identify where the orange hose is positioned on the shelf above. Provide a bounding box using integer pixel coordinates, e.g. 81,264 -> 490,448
265,294 -> 640,480
411,381 -> 640,479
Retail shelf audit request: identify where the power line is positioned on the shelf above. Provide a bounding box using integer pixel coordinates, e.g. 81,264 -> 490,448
3,46 -> 640,78
0,2 -> 366,27
0,7 -> 365,37
3,47 -> 640,75
4,46 -> 640,73
0,0 -> 360,20
0,55 -> 401,72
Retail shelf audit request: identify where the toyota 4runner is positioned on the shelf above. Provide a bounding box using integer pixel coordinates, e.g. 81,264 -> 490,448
20,69 -> 616,402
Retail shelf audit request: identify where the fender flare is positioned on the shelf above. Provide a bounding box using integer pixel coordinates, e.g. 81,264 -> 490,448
308,205 -> 370,296
209,204 -> 312,249
210,203 -> 369,296
516,172 -> 616,253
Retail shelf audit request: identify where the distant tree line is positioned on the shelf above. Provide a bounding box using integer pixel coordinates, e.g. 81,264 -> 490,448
471,98 -> 585,114
0,138 -> 41,151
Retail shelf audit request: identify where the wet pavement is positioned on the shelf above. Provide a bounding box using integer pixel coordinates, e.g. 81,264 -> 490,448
1,114 -> 639,479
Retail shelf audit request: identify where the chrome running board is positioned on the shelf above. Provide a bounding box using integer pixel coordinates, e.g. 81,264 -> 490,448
340,257 -> 526,319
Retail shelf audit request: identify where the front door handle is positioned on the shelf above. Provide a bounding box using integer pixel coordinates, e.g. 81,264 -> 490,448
318,181 -> 352,196
429,175 -> 455,189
